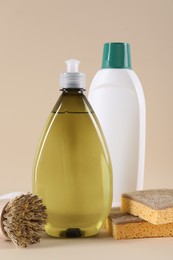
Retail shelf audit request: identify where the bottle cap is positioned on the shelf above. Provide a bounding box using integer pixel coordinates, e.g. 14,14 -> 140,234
102,42 -> 132,69
60,59 -> 86,90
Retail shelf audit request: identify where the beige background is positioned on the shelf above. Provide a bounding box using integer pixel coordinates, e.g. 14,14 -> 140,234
0,1 -> 173,259
0,0 -> 173,192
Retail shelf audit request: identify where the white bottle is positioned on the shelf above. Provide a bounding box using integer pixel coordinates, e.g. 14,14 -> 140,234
88,42 -> 146,207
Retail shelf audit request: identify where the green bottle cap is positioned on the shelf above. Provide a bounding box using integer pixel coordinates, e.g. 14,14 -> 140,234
102,42 -> 132,69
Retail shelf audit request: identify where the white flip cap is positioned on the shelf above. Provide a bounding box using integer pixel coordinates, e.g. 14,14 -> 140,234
60,59 -> 86,89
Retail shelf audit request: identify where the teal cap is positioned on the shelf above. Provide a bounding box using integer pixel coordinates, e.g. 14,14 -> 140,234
102,42 -> 132,69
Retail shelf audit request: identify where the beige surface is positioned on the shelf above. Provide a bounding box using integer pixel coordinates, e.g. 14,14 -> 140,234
0,229 -> 173,260
0,0 -> 173,258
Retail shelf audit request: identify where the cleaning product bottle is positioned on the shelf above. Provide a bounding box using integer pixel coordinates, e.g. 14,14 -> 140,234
88,43 -> 146,207
33,59 -> 112,238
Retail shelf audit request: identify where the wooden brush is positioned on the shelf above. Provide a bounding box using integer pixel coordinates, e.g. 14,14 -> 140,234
0,193 -> 47,247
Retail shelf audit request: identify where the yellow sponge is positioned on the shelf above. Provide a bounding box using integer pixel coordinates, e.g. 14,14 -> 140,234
121,189 -> 173,225
106,207 -> 173,239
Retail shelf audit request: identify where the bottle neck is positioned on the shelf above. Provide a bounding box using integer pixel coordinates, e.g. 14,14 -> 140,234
52,87 -> 90,114
61,88 -> 85,95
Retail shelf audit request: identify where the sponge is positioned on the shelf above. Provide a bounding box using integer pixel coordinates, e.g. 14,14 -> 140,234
121,189 -> 173,225
106,207 -> 173,239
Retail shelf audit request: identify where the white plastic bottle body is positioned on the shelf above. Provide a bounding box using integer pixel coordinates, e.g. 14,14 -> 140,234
88,69 -> 146,207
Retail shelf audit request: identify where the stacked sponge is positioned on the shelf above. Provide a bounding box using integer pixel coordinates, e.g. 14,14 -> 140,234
106,189 -> 173,239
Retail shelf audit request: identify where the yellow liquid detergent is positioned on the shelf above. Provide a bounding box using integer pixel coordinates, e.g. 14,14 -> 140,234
33,60 -> 112,238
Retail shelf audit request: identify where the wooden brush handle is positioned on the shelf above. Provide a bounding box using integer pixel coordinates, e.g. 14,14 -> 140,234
0,199 -> 10,239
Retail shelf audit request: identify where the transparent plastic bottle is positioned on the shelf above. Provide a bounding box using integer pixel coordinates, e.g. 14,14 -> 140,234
33,59 -> 112,238
88,43 -> 146,207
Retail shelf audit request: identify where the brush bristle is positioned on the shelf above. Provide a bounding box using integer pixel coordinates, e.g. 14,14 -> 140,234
2,193 -> 47,247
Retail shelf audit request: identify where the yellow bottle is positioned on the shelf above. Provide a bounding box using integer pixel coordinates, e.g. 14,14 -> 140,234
33,59 -> 112,238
